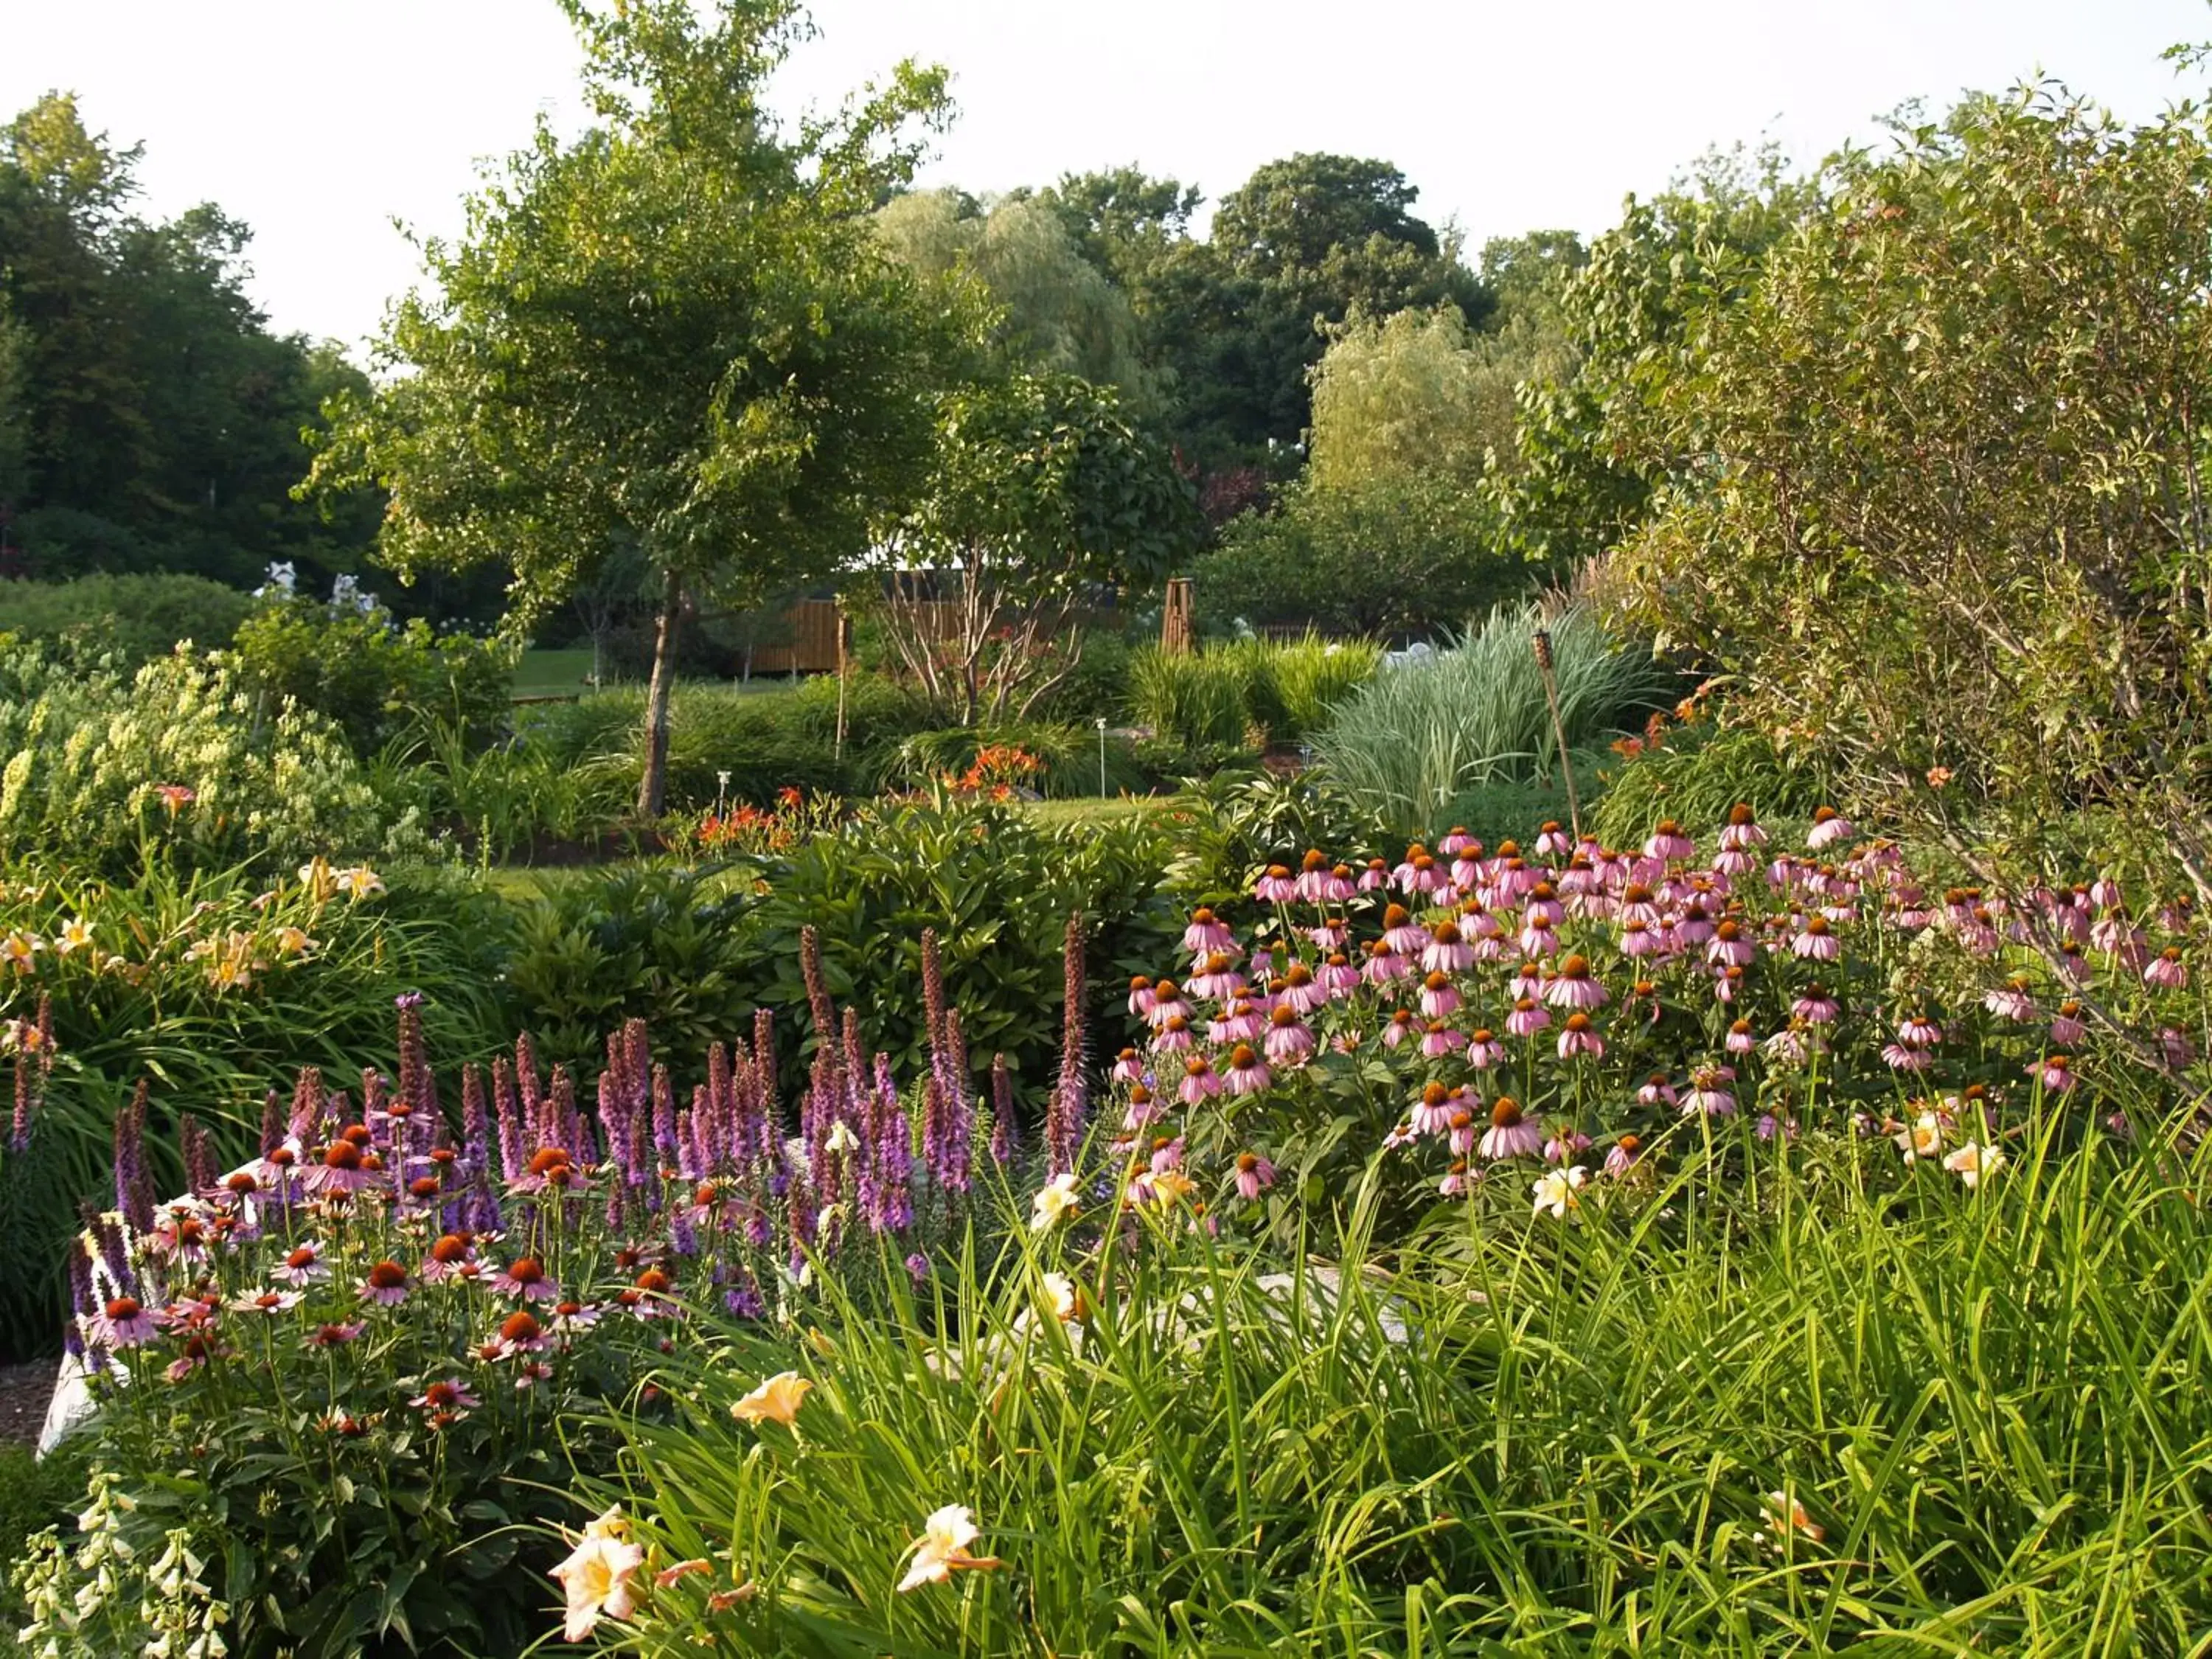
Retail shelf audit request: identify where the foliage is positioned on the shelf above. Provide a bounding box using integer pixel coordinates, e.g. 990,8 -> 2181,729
878,725 -> 1148,800
872,190 -> 1158,410
1312,605 -> 1674,834
0,572 -> 253,666
0,1440 -> 86,1634
0,859 -> 506,1357
1198,472 -> 1527,640
1591,710 -> 1830,850
1614,85 -> 2212,925
307,0 -> 964,815
229,586 -> 518,755
1489,144 -> 1815,568
0,641 -> 417,875
1307,305 -> 1503,490
1127,634 -> 1380,751
0,95 -> 383,594
876,372 -> 1200,726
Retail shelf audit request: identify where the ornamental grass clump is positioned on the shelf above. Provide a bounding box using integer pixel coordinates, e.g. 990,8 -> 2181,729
17,925 -> 1015,1659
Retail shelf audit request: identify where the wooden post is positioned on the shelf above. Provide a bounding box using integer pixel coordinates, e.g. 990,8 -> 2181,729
1161,577 -> 1194,656
834,603 -> 853,763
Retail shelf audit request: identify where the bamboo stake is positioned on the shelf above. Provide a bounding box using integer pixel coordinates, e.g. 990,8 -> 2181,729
1531,627 -> 1582,845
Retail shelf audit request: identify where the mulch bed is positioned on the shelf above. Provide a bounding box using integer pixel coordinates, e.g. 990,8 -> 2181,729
0,1360 -> 56,1449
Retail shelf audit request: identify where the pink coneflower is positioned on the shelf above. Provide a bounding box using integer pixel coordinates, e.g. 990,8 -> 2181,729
1518,915 -> 1559,959
420,1233 -> 477,1283
1705,919 -> 1754,969
1719,804 -> 1769,852
1882,1043 -> 1933,1074
2146,947 -> 2189,990
1307,918 -> 1349,951
91,1295 -> 159,1349
1422,920 -> 1474,974
1254,864 -> 1298,903
1121,1084 -> 1161,1131
1233,1152 -> 1276,1201
306,1321 -> 366,1349
1380,905 -> 1428,956
2049,1002 -> 2087,1046
1535,821 -> 1572,858
1522,881 -> 1565,929
1792,987 -> 1839,1025
1674,902 -> 1717,947
1150,1015 -> 1194,1054
1438,827 -> 1475,856
230,1287 -> 304,1316
361,1259 -> 412,1307
145,1209 -> 212,1265
2160,1026 -> 2194,1068
1508,961 -> 1545,1001
1187,952 -> 1245,1003
1127,977 -> 1157,1018
1439,1159 -> 1473,1197
1178,1057 -> 1224,1106
1755,1113 -> 1798,1142
1381,1009 -> 1416,1049
1276,962 -> 1325,1015
492,1256 -> 560,1301
1620,919 -> 1659,957
1420,1021 -> 1466,1057
1681,1072 -> 1736,1117
1479,1097 -> 1543,1161
1764,1028 -> 1811,1066
411,1378 -> 481,1422
1144,981 -> 1190,1030
1411,1082 -> 1458,1138
1447,1106 -> 1478,1155
1791,915 -> 1840,961
302,1138 -> 376,1197
1895,1015 -> 1943,1048
1396,849 -> 1447,896
1465,1028 -> 1505,1069
1638,1074 -> 1679,1108
1363,945 -> 1412,987
275,1241 -> 331,1287
1544,954 -> 1609,1010
1418,970 -> 1463,1020
1557,1011 -> 1604,1060
1725,1018 -> 1758,1056
1645,820 -> 1694,862
1180,908 -> 1234,955
1293,850 -> 1332,903
1224,1044 -> 1271,1096
513,1360 -> 555,1389
1318,953 -> 1360,997
2028,1054 -> 2077,1095
1617,882 -> 1661,926
1209,1001 -> 1261,1044
1545,1125 -> 1593,1164
1806,807 -> 1854,849
1148,1135 -> 1186,1174
1603,1135 -> 1644,1178
1506,997 -> 1550,1039
495,1310 -> 550,1357
1982,979 -> 2037,1021
1357,859 -> 1388,891
165,1333 -> 223,1383
1265,1004 -> 1316,1063
550,1299 -> 602,1336
1111,1048 -> 1146,1085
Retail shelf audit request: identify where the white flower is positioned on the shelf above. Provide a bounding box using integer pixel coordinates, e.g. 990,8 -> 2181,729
1029,1172 -> 1080,1232
1531,1165 -> 1588,1220
1941,1141 -> 2006,1189
896,1504 -> 1002,1592
1893,1110 -> 1944,1163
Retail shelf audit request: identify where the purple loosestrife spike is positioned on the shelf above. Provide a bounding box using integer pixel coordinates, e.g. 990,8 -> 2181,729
258,1089 -> 284,1158
990,1054 -> 1018,1164
799,927 -> 834,1046
941,1009 -> 974,1194
460,1065 -> 490,1179
114,1080 -> 153,1234
597,1070 -> 629,1183
686,1091 -> 711,1180
753,1007 -> 777,1112
669,1206 -> 698,1256
652,1063 -> 678,1161
1048,914 -> 1088,1177
547,1065 -> 579,1153
841,1009 -> 867,1099
83,1204 -> 133,1297
10,1054 -> 29,1154
66,1242 -> 95,1319
515,1032 -> 543,1113
490,1057 -> 524,1183
622,1019 -> 651,1110
921,930 -> 948,1057
181,1114 -> 216,1196
287,1066 -> 325,1145
395,995 -> 431,1119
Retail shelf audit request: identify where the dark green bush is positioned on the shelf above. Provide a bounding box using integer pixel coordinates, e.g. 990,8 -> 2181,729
0,573 -> 254,666
229,595 -> 517,754
0,1439 -> 88,1632
1590,719 -> 1830,849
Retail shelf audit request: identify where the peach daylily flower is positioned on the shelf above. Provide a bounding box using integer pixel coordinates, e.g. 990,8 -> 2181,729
729,1370 -> 813,1427
896,1504 -> 1004,1593
551,1511 -> 644,1641
1030,1172 -> 1080,1231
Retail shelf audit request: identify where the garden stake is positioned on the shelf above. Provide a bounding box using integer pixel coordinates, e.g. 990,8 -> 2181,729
1531,627 -> 1582,844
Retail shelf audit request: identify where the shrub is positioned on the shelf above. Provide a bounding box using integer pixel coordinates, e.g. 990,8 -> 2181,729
0,860 -> 507,1358
229,591 -> 517,755
0,573 -> 254,666
0,642 -> 415,875
1311,603 -> 1674,835
1591,714 -> 1830,851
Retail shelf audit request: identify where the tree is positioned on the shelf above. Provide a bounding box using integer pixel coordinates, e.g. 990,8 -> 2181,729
1613,84 -> 2212,1046
874,372 -> 1199,725
1032,167 -> 1202,286
1489,146 -> 1814,567
1307,306 -> 1498,490
872,189 -> 1158,409
308,0 -> 963,815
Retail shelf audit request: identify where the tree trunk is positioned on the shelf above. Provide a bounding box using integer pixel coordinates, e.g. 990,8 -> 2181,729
636,568 -> 684,819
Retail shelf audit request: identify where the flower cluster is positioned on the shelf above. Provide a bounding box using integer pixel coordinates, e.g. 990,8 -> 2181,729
1086,809 -> 2199,1227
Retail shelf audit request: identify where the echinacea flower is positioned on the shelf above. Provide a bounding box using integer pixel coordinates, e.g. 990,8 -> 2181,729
495,1310 -> 549,1356
896,1505 -> 1004,1593
2028,1054 -> 2077,1095
302,1138 -> 376,1197
1531,1165 -> 1588,1219
730,1371 -> 813,1426
90,1295 -> 159,1349
2146,947 -> 2189,990
275,1240 -> 330,1287
1806,807 -> 1854,849
492,1257 -> 560,1301
552,1513 -> 646,1641
410,1378 -> 481,1418
305,1321 -> 365,1349
1030,1172 -> 1080,1232
1791,915 -> 1840,961
1603,1135 -> 1642,1178
1223,1044 -> 1271,1096
1556,1011 -> 1604,1059
361,1259 -> 411,1306
1234,1151 -> 1276,1201
1480,1097 -> 1543,1161
229,1288 -> 303,1316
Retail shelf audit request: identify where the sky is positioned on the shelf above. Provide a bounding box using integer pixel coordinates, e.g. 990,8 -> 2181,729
5,0 -> 2205,358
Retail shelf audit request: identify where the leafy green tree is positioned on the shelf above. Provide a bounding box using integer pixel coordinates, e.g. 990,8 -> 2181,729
873,189 -> 1158,409
1031,167 -> 1201,286
1489,147 -> 1813,566
1307,306 -> 1499,490
309,0 -> 963,815
874,372 -> 1199,724
1615,84 -> 2212,995
0,94 -> 381,593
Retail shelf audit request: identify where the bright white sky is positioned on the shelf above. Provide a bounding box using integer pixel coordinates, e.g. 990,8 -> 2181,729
6,0 -> 2205,357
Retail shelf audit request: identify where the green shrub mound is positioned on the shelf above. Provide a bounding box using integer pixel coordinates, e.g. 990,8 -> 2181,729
0,573 -> 255,667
